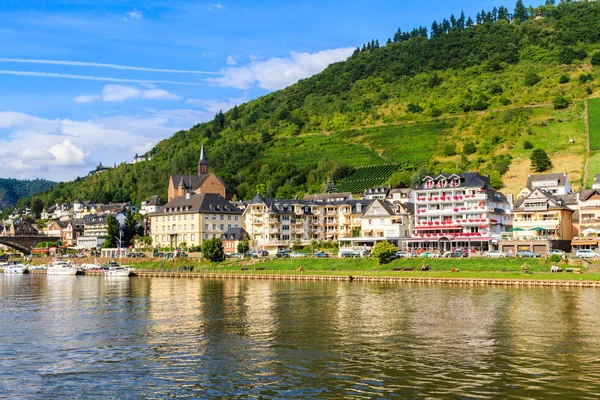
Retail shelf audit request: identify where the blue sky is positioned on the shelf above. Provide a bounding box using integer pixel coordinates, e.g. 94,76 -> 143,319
0,0 -> 511,181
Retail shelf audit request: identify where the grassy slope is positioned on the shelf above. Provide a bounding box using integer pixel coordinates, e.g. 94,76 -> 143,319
586,97 -> 600,186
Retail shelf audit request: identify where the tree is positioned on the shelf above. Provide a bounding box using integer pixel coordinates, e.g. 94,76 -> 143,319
372,241 -> 398,265
32,198 -> 44,219
552,94 -> 570,110
442,142 -> 457,157
524,69 -> 541,86
202,237 -> 224,262
530,149 -> 553,172
122,207 -> 137,247
463,141 -> 477,155
490,170 -> 504,189
237,236 -> 250,254
523,140 -> 534,149
324,177 -> 337,193
514,0 -> 528,22
591,52 -> 600,67
559,74 -> 570,84
105,214 -> 121,248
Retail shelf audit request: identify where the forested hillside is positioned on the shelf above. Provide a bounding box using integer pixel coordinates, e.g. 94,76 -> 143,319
32,0 -> 600,207
0,179 -> 55,209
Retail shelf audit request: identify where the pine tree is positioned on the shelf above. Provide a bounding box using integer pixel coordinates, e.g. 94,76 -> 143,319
122,207 -> 138,247
530,149 -> 553,172
466,16 -> 474,27
324,177 -> 337,193
105,214 -> 121,248
514,0 -> 528,22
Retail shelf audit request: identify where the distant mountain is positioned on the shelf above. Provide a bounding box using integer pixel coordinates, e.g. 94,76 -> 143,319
33,0 -> 600,204
0,178 -> 56,209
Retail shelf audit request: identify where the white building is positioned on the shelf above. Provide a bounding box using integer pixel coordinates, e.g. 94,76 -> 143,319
518,172 -> 571,198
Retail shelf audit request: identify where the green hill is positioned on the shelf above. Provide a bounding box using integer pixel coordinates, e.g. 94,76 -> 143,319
34,0 -> 600,205
0,178 -> 56,210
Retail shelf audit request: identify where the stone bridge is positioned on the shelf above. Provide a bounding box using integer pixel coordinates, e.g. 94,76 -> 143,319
0,236 -> 60,255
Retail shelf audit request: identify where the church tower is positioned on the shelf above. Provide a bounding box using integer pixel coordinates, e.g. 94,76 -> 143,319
198,144 -> 208,177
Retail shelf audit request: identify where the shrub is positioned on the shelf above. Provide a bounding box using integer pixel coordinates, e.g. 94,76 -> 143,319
429,106 -> 442,117
592,52 -> 600,67
442,142 -> 457,157
587,86 -> 593,95
202,238 -> 225,262
407,103 -> 424,113
471,99 -> 490,111
524,69 -> 541,86
523,140 -> 534,149
548,254 -> 562,263
558,46 -> 587,64
559,74 -> 570,84
530,148 -> 552,172
372,241 -> 398,265
488,82 -> 503,95
463,141 -> 477,155
427,73 -> 443,88
579,73 -> 594,84
552,94 -> 571,110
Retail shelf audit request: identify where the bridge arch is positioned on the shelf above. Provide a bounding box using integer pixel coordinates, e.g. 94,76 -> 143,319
0,236 -> 61,255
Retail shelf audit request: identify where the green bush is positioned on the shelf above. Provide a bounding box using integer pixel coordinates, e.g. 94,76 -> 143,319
463,141 -> 477,155
372,241 -> 398,265
579,73 -> 594,84
442,142 -> 457,157
592,52 -> 600,66
407,103 -> 424,113
524,69 -> 541,86
523,140 -> 534,149
559,74 -> 570,84
548,254 -> 562,262
552,94 -> 571,110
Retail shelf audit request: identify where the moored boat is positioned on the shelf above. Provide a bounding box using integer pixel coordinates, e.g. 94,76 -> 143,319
2,262 -> 29,274
104,265 -> 135,277
46,260 -> 79,276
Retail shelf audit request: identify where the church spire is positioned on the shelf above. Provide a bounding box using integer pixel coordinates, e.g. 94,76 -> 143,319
198,143 -> 208,176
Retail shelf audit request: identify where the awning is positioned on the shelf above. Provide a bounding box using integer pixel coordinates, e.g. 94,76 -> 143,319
415,226 -> 461,230
529,227 -> 547,231
571,240 -> 598,245
510,228 -> 524,231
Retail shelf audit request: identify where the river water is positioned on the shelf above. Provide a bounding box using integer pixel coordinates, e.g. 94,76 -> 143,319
1,275 -> 600,399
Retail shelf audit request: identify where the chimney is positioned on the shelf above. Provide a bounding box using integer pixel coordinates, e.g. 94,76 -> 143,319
185,192 -> 192,200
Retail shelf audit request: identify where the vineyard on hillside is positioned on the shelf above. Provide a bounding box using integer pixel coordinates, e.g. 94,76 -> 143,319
337,164 -> 402,194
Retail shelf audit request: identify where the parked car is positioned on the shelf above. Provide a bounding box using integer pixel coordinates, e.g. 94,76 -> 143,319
275,251 -> 290,258
246,250 -> 260,258
154,252 -> 165,258
290,252 -> 307,258
517,250 -> 541,258
484,250 -> 507,258
547,249 -> 566,257
420,251 -> 440,258
395,251 -> 409,258
314,252 -> 330,258
126,252 -> 136,258
576,249 -> 596,259
228,253 -> 243,259
443,251 -> 467,258
341,251 -> 360,258
134,253 -> 146,258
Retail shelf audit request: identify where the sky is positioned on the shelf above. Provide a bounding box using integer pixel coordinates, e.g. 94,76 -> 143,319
0,0 -> 512,182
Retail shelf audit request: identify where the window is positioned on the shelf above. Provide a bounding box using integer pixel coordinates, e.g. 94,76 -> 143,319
184,215 -> 187,220
235,216 -> 239,221
161,235 -> 165,241
380,219 -> 384,225
205,224 -> 209,230
205,215 -> 209,220
228,215 -> 232,220
155,235 -> 159,242
183,234 -> 187,241
204,234 -> 209,240
220,224 -> 224,230
282,225 -> 290,230
178,215 -> 181,221
228,224 -> 231,228
191,224 -> 194,230
212,215 -> 216,220
213,224 -> 217,230
220,215 -> 224,220
368,219 -> 372,225
191,234 -> 195,241
283,235 -> 290,241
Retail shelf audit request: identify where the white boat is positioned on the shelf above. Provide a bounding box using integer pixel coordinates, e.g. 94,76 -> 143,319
3,262 -> 29,274
46,261 -> 79,276
104,265 -> 135,277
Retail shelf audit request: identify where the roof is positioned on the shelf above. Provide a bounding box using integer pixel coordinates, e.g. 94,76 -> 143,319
578,189 -> 600,202
199,143 -> 207,164
156,193 -> 241,215
526,173 -> 568,189
301,192 -> 353,202
221,227 -> 249,241
364,185 -> 391,195
145,195 -> 165,206
248,193 -> 266,205
514,188 -> 574,212
169,173 -> 234,197
417,172 -> 492,190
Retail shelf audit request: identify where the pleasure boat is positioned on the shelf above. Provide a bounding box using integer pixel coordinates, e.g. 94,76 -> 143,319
2,261 -> 29,274
104,265 -> 135,277
46,260 -> 79,276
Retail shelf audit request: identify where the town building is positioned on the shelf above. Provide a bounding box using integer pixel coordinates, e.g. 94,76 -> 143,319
221,227 -> 250,254
150,192 -> 242,249
517,172 -> 571,198
407,172 -> 512,253
593,175 -> 600,190
140,196 -> 165,215
364,186 -> 391,200
167,144 -> 234,201
88,162 -> 112,176
572,189 -> 600,250
500,188 -> 574,254
302,192 -> 354,202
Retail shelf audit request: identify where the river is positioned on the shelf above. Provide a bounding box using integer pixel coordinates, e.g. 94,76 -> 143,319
1,275 -> 600,399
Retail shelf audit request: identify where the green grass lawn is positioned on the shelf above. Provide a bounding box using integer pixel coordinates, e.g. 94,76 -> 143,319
587,97 -> 600,151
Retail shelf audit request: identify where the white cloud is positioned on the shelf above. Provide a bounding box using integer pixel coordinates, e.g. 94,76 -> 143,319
141,88 -> 181,100
75,85 -> 182,103
74,94 -> 100,103
207,47 -> 355,90
226,56 -> 236,66
126,10 -> 143,20
186,96 -> 245,113
0,109 -> 206,181
0,69 -> 204,85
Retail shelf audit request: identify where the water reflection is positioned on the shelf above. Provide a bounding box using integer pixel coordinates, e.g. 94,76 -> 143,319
2,275 -> 600,398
